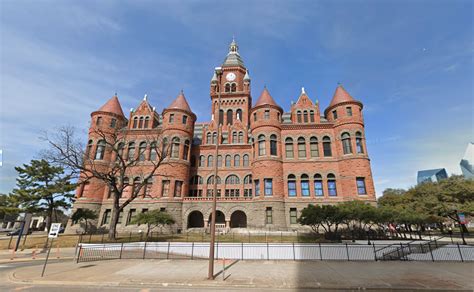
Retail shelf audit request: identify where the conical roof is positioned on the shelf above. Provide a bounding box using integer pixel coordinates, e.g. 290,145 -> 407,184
167,91 -> 192,113
97,95 -> 125,117
328,85 -> 355,107
254,87 -> 280,108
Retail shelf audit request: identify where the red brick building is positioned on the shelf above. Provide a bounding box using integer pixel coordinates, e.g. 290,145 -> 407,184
70,40 -> 376,232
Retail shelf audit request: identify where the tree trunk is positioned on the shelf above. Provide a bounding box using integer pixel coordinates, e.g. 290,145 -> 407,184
108,193 -> 121,240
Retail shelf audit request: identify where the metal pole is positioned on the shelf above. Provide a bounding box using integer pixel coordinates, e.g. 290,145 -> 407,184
208,67 -> 222,280
457,243 -> 464,262
41,238 -> 53,277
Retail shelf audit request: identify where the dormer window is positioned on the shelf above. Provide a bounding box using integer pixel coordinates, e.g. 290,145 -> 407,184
110,118 -> 117,128
169,114 -> 174,123
310,111 -> 315,123
132,117 -> 138,128
182,115 -> 188,124
144,117 -> 150,128
138,117 -> 144,128
346,107 -> 353,116
264,110 -> 270,119
297,111 -> 302,123
303,111 -> 308,123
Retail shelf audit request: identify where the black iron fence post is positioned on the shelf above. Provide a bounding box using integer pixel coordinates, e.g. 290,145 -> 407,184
428,243 -> 434,262
345,243 -> 350,261
166,242 -> 170,259
191,242 -> 194,260
142,241 -> 147,259
267,242 -> 269,260
457,243 -> 464,262
241,242 -> 244,260
76,245 -> 82,263
319,243 -> 323,260
373,243 -> 377,261
119,242 -> 124,259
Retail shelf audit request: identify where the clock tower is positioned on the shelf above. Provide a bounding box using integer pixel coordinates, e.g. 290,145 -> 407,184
210,39 -> 251,128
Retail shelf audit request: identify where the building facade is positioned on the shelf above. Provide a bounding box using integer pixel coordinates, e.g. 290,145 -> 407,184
69,40 -> 376,232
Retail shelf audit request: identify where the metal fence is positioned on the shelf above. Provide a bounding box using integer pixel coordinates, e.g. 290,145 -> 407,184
77,241 -> 474,263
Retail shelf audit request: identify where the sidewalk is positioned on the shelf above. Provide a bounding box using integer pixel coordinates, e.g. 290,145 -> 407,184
7,258 -> 474,290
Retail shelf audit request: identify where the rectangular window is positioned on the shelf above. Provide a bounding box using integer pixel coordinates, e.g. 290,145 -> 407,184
301,181 -> 310,196
346,107 -> 352,116
174,181 -> 183,197
253,113 -> 257,121
264,178 -> 273,196
310,142 -> 319,157
332,110 -> 338,120
356,138 -> 364,154
264,110 -> 270,119
290,208 -> 297,224
126,209 -> 136,225
314,181 -> 323,196
298,143 -> 306,158
265,207 -> 273,224
328,181 -> 337,196
285,143 -> 294,158
117,210 -> 124,224
270,140 -> 277,156
357,177 -> 367,195
96,116 -> 102,125
162,180 -> 170,197
110,118 -> 117,128
169,114 -> 174,123
182,115 -> 188,124
102,209 -> 111,225
258,140 -> 265,156
323,142 -> 332,157
255,180 -> 260,196
141,208 -> 148,213
288,181 -> 296,197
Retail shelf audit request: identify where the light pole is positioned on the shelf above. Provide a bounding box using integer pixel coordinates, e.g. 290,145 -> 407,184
208,67 -> 222,280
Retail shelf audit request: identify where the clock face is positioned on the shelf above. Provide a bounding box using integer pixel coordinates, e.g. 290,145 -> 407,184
226,72 -> 236,81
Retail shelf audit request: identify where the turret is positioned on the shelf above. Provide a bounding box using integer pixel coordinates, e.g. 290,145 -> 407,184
250,87 -> 284,199
324,85 -> 363,123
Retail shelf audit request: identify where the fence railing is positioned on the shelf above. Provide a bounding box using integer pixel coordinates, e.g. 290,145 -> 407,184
76,242 -> 474,263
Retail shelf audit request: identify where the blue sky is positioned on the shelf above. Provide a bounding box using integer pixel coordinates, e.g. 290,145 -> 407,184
0,0 -> 472,196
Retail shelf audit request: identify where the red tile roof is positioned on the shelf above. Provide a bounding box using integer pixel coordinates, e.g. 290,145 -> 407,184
328,85 -> 355,107
167,91 -> 192,112
254,87 -> 279,107
98,95 -> 125,117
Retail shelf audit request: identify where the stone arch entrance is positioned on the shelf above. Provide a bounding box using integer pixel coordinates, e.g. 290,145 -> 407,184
187,211 -> 204,228
230,210 -> 247,228
208,210 -> 225,224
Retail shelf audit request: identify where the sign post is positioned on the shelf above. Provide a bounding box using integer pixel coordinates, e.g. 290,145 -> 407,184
41,223 -> 61,277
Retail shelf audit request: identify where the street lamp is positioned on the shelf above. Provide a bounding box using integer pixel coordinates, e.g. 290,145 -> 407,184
208,66 -> 222,280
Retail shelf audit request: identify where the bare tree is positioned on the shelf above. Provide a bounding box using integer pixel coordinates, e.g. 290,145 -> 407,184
42,126 -> 172,239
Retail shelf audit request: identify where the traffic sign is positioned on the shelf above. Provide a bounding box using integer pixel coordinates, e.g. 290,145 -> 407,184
48,223 -> 61,238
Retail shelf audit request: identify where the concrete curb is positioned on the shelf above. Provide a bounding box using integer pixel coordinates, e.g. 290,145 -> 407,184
0,257 -> 74,264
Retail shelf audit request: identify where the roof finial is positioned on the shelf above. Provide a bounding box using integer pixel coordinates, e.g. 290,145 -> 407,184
180,89 -> 184,94
143,94 -> 147,101
301,87 -> 306,94
130,108 -> 134,112
337,82 -> 342,86
114,92 -> 117,97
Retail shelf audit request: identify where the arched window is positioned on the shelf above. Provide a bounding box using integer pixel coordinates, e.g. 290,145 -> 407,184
217,155 -> 222,167
127,142 -> 136,160
297,111 -> 302,123
190,155 -> 196,167
285,138 -> 294,158
199,155 -> 205,167
132,117 -> 138,129
232,132 -> 237,144
303,111 -> 308,123
225,83 -> 231,93
206,132 -> 211,144
243,154 -> 250,166
342,133 -> 352,154
227,109 -> 233,125
323,136 -> 332,157
236,109 -> 242,120
122,177 -> 129,198
301,174 -> 310,196
207,155 -> 214,167
149,142 -> 157,161
162,138 -> 168,157
310,111 -> 315,123
225,175 -> 240,184
238,131 -> 244,143
116,142 -> 124,161
219,110 -> 224,125
138,142 -> 147,161
356,132 -> 364,154
171,137 -> 180,158
183,140 -> 190,160
207,175 -> 221,185
287,174 -> 296,197
327,173 -> 337,196
144,117 -> 150,128
314,174 -> 323,196
310,137 -> 319,157
258,134 -> 266,156
212,132 -> 217,144
244,175 -> 252,184
234,154 -> 240,167
298,137 -> 306,158
86,139 -> 93,158
269,134 -> 277,156
138,117 -> 144,128
95,140 -> 106,160
225,155 -> 231,167
231,83 -> 237,92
